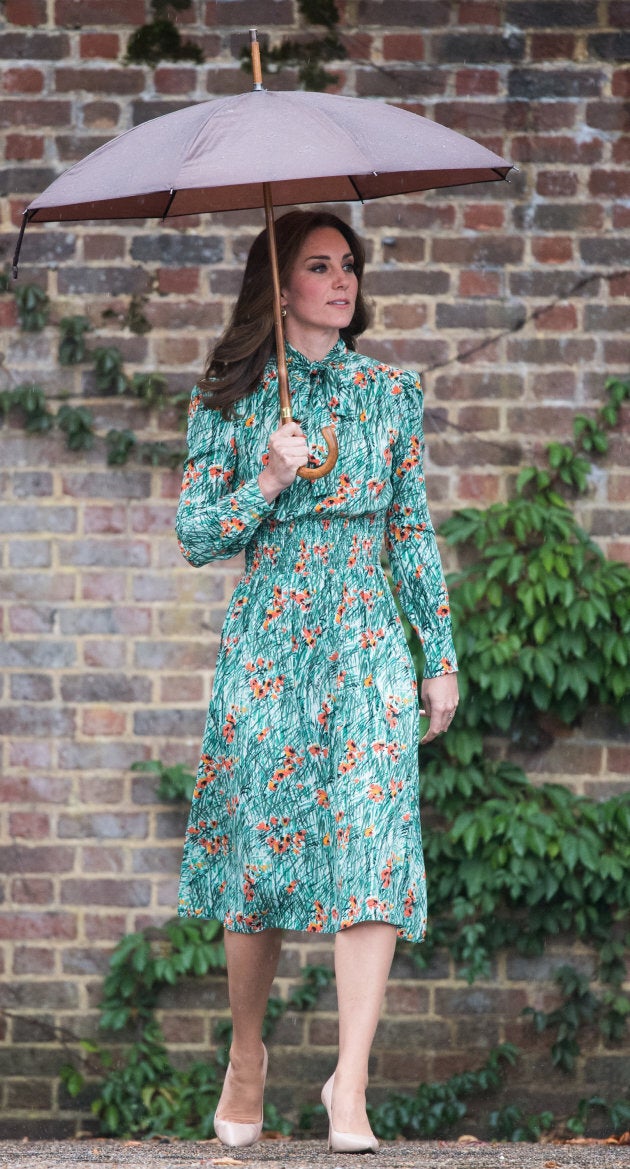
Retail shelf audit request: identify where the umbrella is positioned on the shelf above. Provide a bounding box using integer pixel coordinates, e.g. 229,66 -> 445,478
13,29 -> 513,479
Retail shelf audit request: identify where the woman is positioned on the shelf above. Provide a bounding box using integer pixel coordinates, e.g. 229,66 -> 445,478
176,209 -> 458,1152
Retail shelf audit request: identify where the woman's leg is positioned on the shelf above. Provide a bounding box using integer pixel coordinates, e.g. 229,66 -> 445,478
217,927 -> 283,1122
332,921 -> 397,1136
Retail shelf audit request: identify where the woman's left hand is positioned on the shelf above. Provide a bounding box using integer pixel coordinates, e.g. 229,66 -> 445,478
420,673 -> 459,743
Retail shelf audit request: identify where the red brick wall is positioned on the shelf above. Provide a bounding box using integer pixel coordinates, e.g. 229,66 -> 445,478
0,0 -> 628,1139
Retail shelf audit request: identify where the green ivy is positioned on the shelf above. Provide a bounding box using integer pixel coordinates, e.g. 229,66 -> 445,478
14,282 -> 49,331
58,316 -> 91,365
125,0 -> 203,68
0,276 -> 188,468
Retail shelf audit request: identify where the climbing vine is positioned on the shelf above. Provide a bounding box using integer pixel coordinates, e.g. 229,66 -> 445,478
125,0 -> 203,68
0,276 -> 188,468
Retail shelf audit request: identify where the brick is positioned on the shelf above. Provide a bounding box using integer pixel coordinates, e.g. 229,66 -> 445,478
457,473 -> 500,504
55,0 -> 146,24
9,541 -> 52,569
534,304 -> 578,332
531,236 -> 573,263
157,268 -> 201,295
5,0 -> 48,21
1,67 -> 45,93
83,100 -> 121,128
589,168 -> 630,197
10,673 -> 54,701
355,66 -> 446,98
84,913 -> 127,941
130,234 -> 224,266
382,35 -> 425,61
214,0 -> 293,24
0,99 -> 72,127
435,31 -> 524,63
1,692 -> 64,736
58,540 -> 150,568
61,947 -> 112,975
0,980 -> 78,1009
586,100 -> 630,132
0,641 -> 75,669
159,675 -> 205,703
0,505 -> 76,534
133,709 -> 205,738
55,66 -> 146,94
436,301 -> 524,330
154,66 -> 198,94
458,271 -> 501,297
529,32 -> 577,59
57,742 -> 150,771
12,947 -> 56,975
9,812 -> 51,838
0,32 -> 70,58
584,305 -> 630,332
455,68 -> 499,95
60,879 -> 151,907
456,0 -> 500,20
507,1 -> 597,24
0,912 -> 77,940
82,640 -> 127,669
612,68 -> 630,97
60,673 -> 151,703
9,605 -> 57,634
10,877 -> 54,903
431,236 -> 523,266
57,267 -> 151,296
612,143 -> 630,174
57,812 -> 148,839
589,32 -> 630,61
508,69 -> 602,99
79,33 -> 121,59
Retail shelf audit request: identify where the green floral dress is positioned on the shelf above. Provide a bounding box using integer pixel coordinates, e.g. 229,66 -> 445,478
176,339 -> 456,942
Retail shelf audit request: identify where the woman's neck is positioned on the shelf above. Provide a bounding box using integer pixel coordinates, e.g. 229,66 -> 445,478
283,324 -> 340,363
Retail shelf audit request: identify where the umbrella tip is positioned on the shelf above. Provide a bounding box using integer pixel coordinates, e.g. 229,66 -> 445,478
249,27 -> 264,91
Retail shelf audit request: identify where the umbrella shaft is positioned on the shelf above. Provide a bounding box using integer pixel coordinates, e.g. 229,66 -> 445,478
262,181 -> 292,423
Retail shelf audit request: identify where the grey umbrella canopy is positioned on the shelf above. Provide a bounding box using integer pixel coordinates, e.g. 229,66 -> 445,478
18,88 -> 511,228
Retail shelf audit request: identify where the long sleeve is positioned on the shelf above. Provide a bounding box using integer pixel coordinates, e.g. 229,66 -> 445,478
175,389 -> 276,568
384,370 -> 457,678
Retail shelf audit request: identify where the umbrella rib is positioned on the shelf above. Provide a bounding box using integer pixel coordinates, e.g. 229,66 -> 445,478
12,208 -> 34,279
162,188 -> 177,220
347,176 -> 365,202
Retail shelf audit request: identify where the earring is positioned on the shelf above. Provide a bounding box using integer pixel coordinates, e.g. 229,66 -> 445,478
281,307 -> 287,318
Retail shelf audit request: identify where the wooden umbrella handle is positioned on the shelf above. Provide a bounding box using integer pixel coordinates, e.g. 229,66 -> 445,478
296,424 -> 338,481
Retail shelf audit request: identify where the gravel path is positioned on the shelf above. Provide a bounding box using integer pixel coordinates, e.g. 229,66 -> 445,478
0,1140 -> 627,1169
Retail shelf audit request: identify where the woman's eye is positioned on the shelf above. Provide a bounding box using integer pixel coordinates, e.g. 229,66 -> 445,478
343,262 -> 356,272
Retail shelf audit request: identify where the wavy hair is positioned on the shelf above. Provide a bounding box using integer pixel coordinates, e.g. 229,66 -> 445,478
199,209 -> 370,417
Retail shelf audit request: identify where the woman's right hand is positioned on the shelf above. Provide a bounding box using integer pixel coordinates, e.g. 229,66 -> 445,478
258,421 -> 309,502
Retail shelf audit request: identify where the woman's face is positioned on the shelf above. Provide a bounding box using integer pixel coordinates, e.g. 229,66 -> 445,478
281,226 -> 359,339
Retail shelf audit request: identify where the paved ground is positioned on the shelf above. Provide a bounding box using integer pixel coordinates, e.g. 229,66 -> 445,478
0,1140 -> 627,1169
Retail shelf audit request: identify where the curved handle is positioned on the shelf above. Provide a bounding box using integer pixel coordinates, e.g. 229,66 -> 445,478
296,425 -> 338,481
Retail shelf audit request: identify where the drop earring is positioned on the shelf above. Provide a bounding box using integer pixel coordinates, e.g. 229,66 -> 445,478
281,307 -> 287,318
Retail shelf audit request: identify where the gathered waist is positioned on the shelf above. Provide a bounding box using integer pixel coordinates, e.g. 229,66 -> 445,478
244,511 -> 386,580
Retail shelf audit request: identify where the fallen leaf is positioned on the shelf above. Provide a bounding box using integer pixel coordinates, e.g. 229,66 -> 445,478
211,1159 -> 242,1166
544,1161 -> 559,1167
457,1134 -> 482,1143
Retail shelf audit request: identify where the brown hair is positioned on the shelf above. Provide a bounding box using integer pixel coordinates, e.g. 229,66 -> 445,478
199,209 -> 370,417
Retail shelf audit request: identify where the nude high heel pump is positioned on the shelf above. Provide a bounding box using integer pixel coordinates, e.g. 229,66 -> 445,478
321,1073 -> 379,1154
214,1046 -> 268,1147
